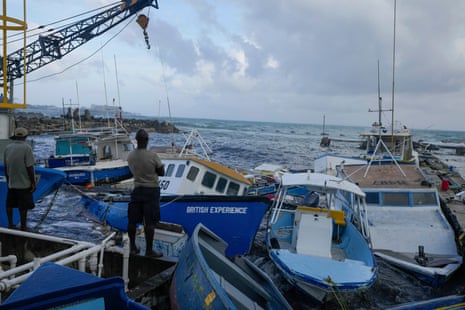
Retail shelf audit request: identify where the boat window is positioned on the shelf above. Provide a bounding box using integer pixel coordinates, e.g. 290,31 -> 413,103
175,164 -> 186,178
103,145 -> 112,159
412,192 -> 437,206
166,164 -> 175,177
381,192 -> 410,206
57,138 -> 91,156
226,182 -> 240,195
201,171 -> 217,188
365,192 -> 380,205
187,166 -> 199,181
215,177 -> 227,193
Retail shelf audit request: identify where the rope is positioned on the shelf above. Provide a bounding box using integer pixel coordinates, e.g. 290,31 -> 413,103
32,186 -> 61,231
327,279 -> 348,310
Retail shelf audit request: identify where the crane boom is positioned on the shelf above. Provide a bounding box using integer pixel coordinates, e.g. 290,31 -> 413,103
0,0 -> 158,83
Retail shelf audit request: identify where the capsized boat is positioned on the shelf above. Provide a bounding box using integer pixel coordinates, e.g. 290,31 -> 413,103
0,163 -> 66,227
170,223 -> 292,310
81,193 -> 271,257
266,172 -> 377,302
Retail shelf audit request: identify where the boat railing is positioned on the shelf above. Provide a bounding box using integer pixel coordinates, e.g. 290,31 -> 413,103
364,138 -> 407,178
352,196 -> 372,246
178,128 -> 213,161
269,184 -> 287,224
0,228 -> 130,297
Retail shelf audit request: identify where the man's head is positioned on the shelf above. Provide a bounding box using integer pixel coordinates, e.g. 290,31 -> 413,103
10,127 -> 28,140
135,128 -> 149,149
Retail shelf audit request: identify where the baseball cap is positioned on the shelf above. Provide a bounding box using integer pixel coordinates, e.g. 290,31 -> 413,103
10,127 -> 28,139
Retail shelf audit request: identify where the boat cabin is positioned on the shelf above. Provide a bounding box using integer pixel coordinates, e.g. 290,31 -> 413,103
360,124 -> 415,163
46,129 -> 134,168
158,155 -> 252,196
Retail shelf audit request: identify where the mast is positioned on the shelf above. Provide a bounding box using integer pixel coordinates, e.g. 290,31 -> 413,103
391,0 -> 397,140
377,60 -> 382,127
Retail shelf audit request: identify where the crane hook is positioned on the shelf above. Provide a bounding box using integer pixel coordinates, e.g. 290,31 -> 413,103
136,14 -> 151,49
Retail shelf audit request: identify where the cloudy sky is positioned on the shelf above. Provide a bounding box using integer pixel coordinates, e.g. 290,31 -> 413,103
5,0 -> 465,130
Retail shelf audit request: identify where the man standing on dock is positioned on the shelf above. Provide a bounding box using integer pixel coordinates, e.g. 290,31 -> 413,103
127,128 -> 165,257
4,127 -> 36,231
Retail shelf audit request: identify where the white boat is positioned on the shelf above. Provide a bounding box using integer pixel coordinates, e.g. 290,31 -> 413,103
337,160 -> 462,286
315,1 -> 462,286
314,49 -> 462,290
266,172 -> 377,302
359,120 -> 418,165
114,128 -> 253,196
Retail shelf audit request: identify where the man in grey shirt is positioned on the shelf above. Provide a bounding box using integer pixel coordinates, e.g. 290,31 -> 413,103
127,128 -> 165,257
4,127 -> 36,230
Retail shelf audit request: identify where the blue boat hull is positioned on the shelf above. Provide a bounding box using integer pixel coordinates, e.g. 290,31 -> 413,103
82,194 -> 271,257
64,165 -> 132,185
0,163 -> 66,227
46,155 -> 90,168
170,224 -> 291,310
266,208 -> 377,301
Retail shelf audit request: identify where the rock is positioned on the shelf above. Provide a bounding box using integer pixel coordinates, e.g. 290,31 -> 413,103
12,112 -> 180,135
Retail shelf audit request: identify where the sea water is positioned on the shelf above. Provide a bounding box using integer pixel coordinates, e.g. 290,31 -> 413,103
28,118 -> 465,309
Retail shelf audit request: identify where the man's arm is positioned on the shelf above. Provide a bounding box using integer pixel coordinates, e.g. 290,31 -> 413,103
27,165 -> 36,192
156,164 -> 165,177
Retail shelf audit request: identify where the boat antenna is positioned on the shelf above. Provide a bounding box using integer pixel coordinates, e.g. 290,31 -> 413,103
75,80 -> 82,129
62,98 -> 67,130
391,0 -> 397,141
369,60 -> 391,128
153,31 -> 176,152
114,55 -> 123,128
167,96 -> 175,151
377,60 -> 382,128
101,50 -> 110,127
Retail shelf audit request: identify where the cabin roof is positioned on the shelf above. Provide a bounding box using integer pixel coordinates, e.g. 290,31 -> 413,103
281,172 -> 366,197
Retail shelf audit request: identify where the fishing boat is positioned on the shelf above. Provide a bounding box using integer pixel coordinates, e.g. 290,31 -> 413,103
313,2 -> 462,286
0,226 -> 179,309
0,164 -> 66,227
115,128 -> 253,196
266,171 -> 378,302
81,192 -> 271,257
44,123 -> 135,186
336,160 -> 462,286
170,223 -> 292,310
315,121 -> 463,286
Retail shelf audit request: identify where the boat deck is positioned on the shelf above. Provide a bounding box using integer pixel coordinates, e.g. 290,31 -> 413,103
420,155 -> 465,257
342,163 -> 430,190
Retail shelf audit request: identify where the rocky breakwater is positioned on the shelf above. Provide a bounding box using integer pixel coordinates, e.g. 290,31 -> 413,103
12,112 -> 180,135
